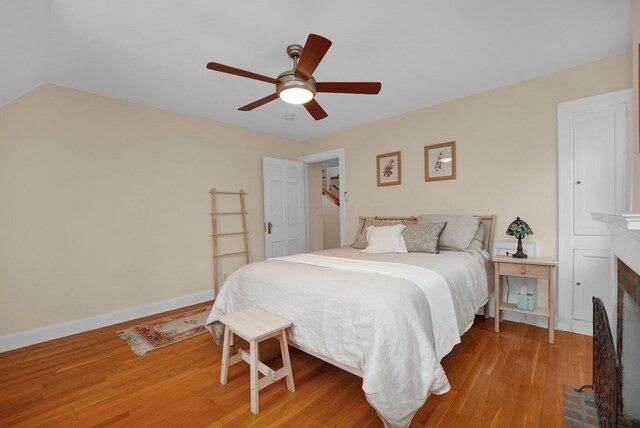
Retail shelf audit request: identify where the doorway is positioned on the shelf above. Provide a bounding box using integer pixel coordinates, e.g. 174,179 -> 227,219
307,159 -> 340,251
299,149 -> 346,252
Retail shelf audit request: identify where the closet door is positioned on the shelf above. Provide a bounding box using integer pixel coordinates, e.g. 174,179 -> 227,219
558,89 -> 630,335
573,249 -> 612,322
572,104 -> 628,236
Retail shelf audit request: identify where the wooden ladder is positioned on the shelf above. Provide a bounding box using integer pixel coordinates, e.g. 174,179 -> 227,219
210,188 -> 250,295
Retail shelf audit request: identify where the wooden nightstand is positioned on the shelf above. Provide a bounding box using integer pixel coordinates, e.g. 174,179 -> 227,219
493,256 -> 558,344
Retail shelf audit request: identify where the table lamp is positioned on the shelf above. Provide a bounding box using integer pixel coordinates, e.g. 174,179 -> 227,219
506,217 -> 533,258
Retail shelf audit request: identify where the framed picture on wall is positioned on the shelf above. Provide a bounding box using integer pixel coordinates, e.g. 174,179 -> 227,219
376,151 -> 401,186
424,141 -> 456,182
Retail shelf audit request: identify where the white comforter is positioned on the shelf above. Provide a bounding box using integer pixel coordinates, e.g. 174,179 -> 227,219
206,247 -> 489,427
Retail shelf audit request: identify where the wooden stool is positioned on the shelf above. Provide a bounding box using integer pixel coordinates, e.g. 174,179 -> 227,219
219,308 -> 295,415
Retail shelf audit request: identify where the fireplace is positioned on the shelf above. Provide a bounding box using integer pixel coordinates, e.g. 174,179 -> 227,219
592,213 -> 640,425
617,259 -> 640,423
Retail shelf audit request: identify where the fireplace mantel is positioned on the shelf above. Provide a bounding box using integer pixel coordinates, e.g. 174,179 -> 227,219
593,213 -> 640,275
592,213 -> 640,231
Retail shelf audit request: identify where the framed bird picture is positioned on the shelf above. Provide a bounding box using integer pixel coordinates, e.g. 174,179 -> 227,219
425,141 -> 456,182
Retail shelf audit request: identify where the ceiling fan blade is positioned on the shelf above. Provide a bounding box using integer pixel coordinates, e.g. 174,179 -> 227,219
238,93 -> 279,111
294,34 -> 332,80
316,82 -> 382,94
303,98 -> 328,121
206,62 -> 278,84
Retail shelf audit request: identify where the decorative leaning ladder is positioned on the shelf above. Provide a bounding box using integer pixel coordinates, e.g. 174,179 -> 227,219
209,188 -> 250,295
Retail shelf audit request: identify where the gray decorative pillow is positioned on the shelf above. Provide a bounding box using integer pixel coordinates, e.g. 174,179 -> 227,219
466,223 -> 485,251
402,222 -> 446,253
352,218 -> 405,249
417,214 -> 481,251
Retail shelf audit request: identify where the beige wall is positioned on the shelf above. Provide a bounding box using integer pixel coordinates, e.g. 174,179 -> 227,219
1,53 -> 633,338
302,53 -> 632,257
0,84 -> 300,336
322,197 -> 340,249
633,0 -> 640,211
307,163 -> 324,251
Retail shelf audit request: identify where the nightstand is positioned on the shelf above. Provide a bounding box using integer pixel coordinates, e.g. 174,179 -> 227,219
493,256 -> 558,344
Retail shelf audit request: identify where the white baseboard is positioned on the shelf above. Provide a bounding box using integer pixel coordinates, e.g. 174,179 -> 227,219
571,319 -> 594,336
0,289 -> 215,353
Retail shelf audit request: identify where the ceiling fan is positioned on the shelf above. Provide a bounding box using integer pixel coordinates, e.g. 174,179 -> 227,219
206,34 -> 381,121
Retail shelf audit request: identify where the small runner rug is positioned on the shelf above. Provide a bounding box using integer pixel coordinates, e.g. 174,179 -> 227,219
118,305 -> 212,356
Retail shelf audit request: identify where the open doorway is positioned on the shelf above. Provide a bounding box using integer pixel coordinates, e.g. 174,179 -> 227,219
307,159 -> 340,250
299,149 -> 346,252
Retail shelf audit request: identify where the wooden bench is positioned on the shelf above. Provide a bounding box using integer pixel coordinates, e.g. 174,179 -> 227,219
219,308 -> 295,414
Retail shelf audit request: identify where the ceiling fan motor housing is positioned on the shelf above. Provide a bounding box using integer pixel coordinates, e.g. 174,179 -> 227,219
276,71 -> 317,98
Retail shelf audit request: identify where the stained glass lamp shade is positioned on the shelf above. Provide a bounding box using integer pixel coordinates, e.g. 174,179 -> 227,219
506,217 -> 533,258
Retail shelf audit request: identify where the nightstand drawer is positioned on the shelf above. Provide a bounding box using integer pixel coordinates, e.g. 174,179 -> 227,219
499,262 -> 550,279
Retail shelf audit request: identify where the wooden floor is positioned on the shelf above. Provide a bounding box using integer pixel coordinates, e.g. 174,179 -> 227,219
0,302 -> 592,427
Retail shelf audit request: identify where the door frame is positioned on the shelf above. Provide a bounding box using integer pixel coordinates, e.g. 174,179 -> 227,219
557,88 -> 632,334
299,148 -> 346,250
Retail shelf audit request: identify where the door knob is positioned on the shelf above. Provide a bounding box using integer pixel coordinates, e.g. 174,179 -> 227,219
576,180 -> 581,184
267,222 -> 273,234
576,282 -> 581,286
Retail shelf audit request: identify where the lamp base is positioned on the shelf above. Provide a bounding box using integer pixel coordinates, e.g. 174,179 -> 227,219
512,238 -> 528,258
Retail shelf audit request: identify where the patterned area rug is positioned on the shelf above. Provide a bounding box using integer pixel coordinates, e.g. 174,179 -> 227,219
118,305 -> 212,355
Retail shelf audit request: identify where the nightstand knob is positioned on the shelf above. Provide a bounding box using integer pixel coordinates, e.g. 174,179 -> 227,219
576,282 -> 581,286
520,265 -> 527,274
576,180 -> 581,184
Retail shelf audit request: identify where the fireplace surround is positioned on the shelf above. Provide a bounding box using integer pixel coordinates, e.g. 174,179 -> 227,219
593,213 -> 640,423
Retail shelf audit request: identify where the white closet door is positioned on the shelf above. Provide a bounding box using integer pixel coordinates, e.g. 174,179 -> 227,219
573,249 -> 612,322
263,157 -> 306,259
558,89 -> 631,335
573,104 -> 628,236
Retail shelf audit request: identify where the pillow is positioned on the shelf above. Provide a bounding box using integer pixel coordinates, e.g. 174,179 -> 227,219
402,222 -> 446,253
416,214 -> 480,251
361,224 -> 408,254
466,222 -> 485,251
352,218 -> 406,249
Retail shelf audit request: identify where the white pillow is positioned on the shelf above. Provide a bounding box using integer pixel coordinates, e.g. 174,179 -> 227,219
361,224 -> 408,254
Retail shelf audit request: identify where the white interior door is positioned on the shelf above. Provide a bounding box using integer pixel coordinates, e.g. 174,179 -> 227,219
558,88 -> 631,335
263,157 -> 306,259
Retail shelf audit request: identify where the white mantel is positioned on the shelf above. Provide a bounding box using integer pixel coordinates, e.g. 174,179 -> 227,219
592,213 -> 640,231
592,213 -> 640,275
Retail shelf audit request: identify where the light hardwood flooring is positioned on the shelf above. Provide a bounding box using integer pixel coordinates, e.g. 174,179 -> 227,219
0,302 -> 592,427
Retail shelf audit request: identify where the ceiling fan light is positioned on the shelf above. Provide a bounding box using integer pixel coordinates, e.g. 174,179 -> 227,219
279,87 -> 314,104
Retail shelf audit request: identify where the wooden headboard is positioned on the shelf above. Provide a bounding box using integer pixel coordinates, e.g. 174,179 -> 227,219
358,214 -> 497,254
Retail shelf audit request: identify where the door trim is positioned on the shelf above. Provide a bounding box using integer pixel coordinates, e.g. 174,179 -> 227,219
299,148 -> 346,250
557,88 -> 632,333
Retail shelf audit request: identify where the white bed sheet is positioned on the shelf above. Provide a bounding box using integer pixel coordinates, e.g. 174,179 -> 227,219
206,247 -> 490,427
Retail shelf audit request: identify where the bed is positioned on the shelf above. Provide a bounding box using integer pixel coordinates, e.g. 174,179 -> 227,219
206,215 -> 496,428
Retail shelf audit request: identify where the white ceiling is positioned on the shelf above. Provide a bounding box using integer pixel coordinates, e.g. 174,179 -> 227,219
1,0 -> 632,141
